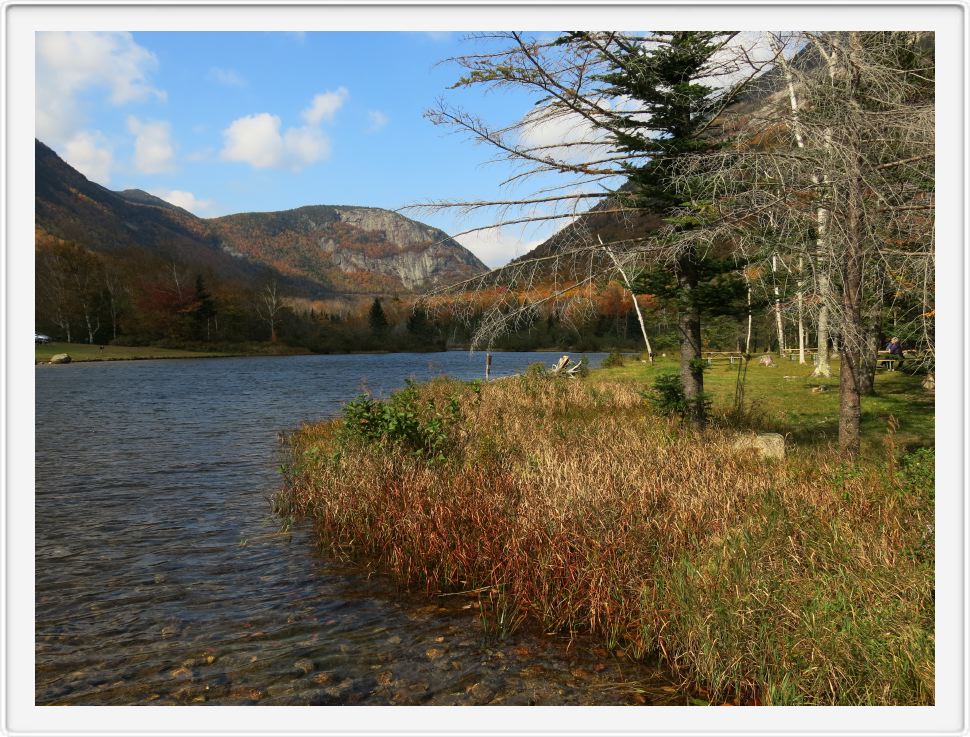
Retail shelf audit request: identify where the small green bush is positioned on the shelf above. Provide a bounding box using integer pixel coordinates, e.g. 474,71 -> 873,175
339,380 -> 461,463
646,372 -> 689,417
646,372 -> 711,419
601,350 -> 627,368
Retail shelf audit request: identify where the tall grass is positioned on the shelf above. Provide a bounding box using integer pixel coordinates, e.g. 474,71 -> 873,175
277,373 -> 934,705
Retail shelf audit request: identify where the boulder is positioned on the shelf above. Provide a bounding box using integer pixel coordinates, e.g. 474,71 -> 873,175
922,372 -> 935,393
49,353 -> 71,364
732,433 -> 785,460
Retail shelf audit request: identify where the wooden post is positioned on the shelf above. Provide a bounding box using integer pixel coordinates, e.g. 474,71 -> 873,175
485,352 -> 492,381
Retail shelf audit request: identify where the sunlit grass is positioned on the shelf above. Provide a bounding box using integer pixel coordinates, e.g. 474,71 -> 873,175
278,370 -> 934,705
34,341 -> 310,362
591,353 -> 933,455
34,342 -> 235,362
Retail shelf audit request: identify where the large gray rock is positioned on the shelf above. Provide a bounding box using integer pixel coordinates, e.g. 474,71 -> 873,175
49,353 -> 71,364
732,433 -> 785,460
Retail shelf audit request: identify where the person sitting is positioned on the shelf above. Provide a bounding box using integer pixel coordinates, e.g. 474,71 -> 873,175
885,337 -> 904,371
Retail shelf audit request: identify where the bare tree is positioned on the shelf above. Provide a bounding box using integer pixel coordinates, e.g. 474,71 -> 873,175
256,281 -> 283,343
675,31 -> 934,453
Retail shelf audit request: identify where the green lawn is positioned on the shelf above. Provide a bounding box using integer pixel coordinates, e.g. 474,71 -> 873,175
591,354 -> 934,455
35,342 -> 236,363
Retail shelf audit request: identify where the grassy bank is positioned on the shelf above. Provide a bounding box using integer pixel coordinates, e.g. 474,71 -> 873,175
34,341 -> 306,363
278,366 -> 934,705
590,353 -> 933,456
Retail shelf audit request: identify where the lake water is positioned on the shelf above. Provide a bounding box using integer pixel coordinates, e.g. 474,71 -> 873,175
35,351 -> 686,705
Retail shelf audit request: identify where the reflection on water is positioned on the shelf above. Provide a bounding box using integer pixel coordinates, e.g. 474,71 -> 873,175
36,352 -> 685,705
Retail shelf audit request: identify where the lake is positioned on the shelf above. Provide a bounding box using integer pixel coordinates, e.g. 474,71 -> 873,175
35,351 -> 685,705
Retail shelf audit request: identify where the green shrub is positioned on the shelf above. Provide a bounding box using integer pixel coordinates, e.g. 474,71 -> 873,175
339,380 -> 461,463
601,350 -> 626,368
646,372 -> 688,416
646,372 -> 713,420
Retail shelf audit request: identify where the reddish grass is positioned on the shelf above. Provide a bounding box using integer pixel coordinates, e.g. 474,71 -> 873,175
277,374 -> 934,705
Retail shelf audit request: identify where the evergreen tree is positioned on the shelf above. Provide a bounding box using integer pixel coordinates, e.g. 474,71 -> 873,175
192,274 -> 217,341
406,304 -> 435,343
368,297 -> 389,334
590,31 -> 750,428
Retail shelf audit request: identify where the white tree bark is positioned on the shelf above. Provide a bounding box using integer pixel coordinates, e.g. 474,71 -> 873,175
797,256 -> 806,364
599,235 -> 654,362
772,253 -> 785,356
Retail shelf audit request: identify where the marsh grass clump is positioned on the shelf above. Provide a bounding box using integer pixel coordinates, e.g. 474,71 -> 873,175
278,377 -> 934,705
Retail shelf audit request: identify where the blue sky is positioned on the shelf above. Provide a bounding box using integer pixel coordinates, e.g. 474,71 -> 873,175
35,31 -> 578,267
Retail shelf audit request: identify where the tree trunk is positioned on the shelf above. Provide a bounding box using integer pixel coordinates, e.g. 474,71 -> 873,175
858,314 -> 880,396
797,257 -> 806,363
839,343 -> 862,456
839,159 -> 865,455
813,270 -> 832,378
772,253 -> 785,356
601,238 -> 653,362
745,280 -> 753,354
678,252 -> 705,430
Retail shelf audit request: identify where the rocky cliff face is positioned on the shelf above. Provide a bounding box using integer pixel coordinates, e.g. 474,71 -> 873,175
35,140 -> 487,296
211,204 -> 486,293
327,207 -> 486,290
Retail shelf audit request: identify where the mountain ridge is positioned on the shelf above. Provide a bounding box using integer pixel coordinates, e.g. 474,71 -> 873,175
35,139 -> 488,296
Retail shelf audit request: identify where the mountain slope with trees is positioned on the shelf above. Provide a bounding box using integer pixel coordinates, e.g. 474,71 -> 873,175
35,139 -> 487,297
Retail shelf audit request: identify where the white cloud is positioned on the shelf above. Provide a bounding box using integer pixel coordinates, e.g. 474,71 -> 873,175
127,116 -> 176,173
302,87 -> 349,126
36,32 -> 164,143
518,106 -> 611,164
457,227 -> 545,269
206,66 -> 247,88
150,189 -> 213,214
703,32 -> 784,90
366,110 -> 389,133
221,113 -> 284,168
283,126 -> 331,165
220,113 -> 331,171
221,90 -> 346,171
62,131 -> 114,185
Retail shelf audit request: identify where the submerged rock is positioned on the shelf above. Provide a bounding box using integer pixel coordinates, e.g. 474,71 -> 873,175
466,681 -> 496,704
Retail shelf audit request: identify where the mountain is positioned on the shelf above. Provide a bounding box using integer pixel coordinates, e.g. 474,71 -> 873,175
210,205 -> 487,294
35,140 -> 487,296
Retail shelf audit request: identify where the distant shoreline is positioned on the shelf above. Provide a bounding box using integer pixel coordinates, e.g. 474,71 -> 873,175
35,343 -> 595,365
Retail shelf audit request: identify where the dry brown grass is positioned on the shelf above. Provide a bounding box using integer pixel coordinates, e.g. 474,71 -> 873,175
278,373 -> 934,705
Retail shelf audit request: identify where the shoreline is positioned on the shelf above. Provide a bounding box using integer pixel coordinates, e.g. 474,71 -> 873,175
35,345 -> 603,365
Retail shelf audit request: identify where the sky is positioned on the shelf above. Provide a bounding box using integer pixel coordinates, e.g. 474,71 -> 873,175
35,31 -> 579,267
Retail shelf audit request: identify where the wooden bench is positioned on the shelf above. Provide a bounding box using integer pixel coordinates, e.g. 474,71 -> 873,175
877,352 -> 903,371
702,351 -> 745,366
